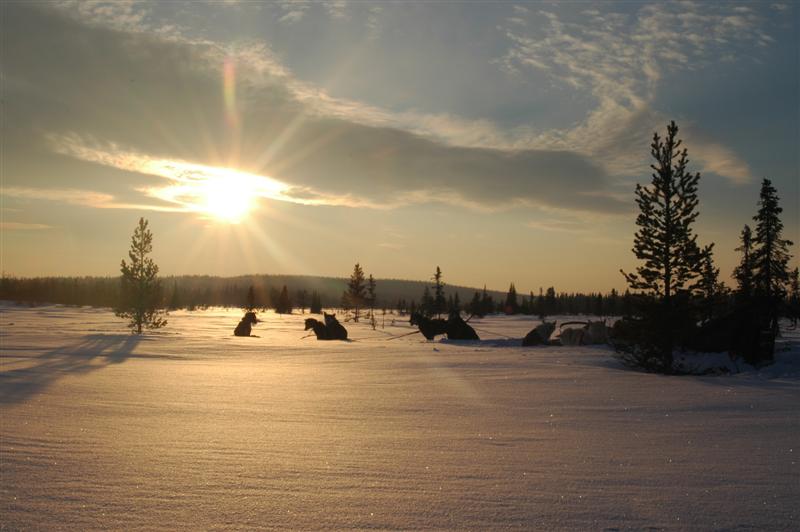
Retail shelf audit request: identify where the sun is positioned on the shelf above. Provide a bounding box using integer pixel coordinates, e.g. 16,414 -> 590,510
140,158 -> 292,223
200,174 -> 255,223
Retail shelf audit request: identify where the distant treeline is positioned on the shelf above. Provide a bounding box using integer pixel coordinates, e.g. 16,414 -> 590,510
0,274 -> 633,317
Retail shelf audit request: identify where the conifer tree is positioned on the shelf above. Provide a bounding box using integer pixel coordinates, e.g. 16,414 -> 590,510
752,179 -> 794,325
607,289 -> 619,316
622,121 -> 705,299
594,293 -> 604,316
367,274 -> 377,329
347,263 -> 366,322
505,283 -> 519,314
788,268 -> 800,327
468,291 -> 482,317
115,217 -> 167,334
296,289 -> 307,314
309,290 -> 322,314
697,245 -> 724,322
620,121 -> 707,367
275,285 -> 292,314
537,287 -> 545,319
432,266 -> 446,317
480,285 -> 494,316
168,281 -> 181,310
733,225 -> 755,300
244,285 -> 257,311
545,287 -> 557,316
420,286 -> 434,317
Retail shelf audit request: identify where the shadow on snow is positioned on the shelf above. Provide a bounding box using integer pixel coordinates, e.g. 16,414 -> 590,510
0,334 -> 143,404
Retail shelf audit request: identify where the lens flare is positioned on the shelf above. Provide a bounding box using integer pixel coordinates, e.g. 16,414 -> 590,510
223,56 -> 238,130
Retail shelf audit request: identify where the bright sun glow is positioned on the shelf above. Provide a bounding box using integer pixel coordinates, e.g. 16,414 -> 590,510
200,175 -> 255,223
138,160 -> 291,224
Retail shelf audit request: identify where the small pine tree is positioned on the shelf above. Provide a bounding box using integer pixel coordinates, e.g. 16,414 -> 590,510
432,266 -> 446,317
480,286 -> 493,317
115,218 -> 167,334
347,263 -> 366,322
733,225 -> 755,301
505,283 -> 519,314
545,287 -> 557,316
752,179 -> 794,330
275,285 -> 292,314
467,291 -> 482,317
367,274 -> 377,330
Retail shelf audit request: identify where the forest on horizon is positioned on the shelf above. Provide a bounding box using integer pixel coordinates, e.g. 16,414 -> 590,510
0,272 -> 630,318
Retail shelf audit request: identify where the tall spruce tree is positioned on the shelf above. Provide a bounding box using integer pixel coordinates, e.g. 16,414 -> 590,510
347,263 -> 367,322
733,225 -> 755,300
115,218 -> 167,334
752,179 -> 794,329
621,121 -> 707,367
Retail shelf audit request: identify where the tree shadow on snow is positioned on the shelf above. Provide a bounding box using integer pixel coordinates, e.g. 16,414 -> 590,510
0,334 -> 143,404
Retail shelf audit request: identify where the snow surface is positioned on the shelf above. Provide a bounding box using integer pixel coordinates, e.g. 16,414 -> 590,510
1,304 -> 798,530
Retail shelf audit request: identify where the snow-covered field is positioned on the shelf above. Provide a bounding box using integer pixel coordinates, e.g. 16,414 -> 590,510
1,304 -> 798,530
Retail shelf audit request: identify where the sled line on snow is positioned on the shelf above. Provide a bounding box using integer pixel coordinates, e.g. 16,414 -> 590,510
469,326 -> 516,340
300,329 -> 422,342
351,330 -> 422,342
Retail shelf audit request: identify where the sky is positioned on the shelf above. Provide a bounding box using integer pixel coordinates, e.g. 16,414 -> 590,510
1,1 -> 798,293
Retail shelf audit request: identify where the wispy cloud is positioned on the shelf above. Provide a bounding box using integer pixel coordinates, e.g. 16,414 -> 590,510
495,2 -> 771,183
1,186 -> 179,212
0,222 -> 53,231
277,1 -> 309,25
322,0 -> 349,21
526,218 -> 589,234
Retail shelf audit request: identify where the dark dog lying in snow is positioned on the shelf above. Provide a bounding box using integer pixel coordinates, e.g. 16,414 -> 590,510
410,312 -> 448,340
304,313 -> 348,340
522,321 -> 555,346
410,312 -> 479,340
234,311 -> 259,337
446,313 -> 480,340
324,313 -> 348,340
